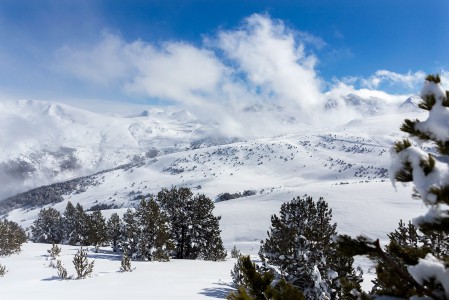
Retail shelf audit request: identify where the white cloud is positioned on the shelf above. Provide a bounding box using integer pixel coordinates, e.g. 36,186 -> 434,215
52,14 -> 332,137
56,33 -> 229,107
55,33 -> 132,85
52,14 -> 432,138
124,42 -> 227,106
217,14 -> 324,114
361,70 -> 426,90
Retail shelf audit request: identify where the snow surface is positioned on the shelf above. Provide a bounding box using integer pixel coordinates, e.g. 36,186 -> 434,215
0,181 -> 425,298
0,243 -> 235,300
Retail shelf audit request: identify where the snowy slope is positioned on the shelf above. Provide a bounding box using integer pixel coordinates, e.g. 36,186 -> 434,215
3,111 -> 427,244
0,93 -> 418,200
0,100 -> 214,199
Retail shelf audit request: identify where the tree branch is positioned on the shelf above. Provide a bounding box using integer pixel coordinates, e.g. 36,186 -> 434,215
373,239 -> 439,300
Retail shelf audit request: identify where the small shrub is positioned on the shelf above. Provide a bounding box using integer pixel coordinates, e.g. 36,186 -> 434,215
49,260 -> 56,268
47,243 -> 61,259
56,260 -> 68,279
120,251 -> 132,272
73,248 -> 94,279
0,264 -> 6,277
231,245 -> 240,258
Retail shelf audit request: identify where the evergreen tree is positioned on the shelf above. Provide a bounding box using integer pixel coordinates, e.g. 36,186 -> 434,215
62,202 -> 87,245
229,255 -> 275,300
30,207 -> 64,244
121,208 -> 139,258
85,210 -> 107,252
47,243 -> 62,260
0,219 -> 27,256
370,220 -> 427,298
157,187 -> 226,260
73,247 -> 94,279
0,263 -> 6,277
228,255 -> 305,300
106,213 -> 123,253
120,251 -> 132,272
135,198 -> 174,261
259,196 -> 361,300
56,259 -> 68,279
191,194 -> 227,261
75,203 -> 90,245
338,75 -> 449,299
62,201 -> 76,244
231,245 -> 241,259
157,187 -> 193,259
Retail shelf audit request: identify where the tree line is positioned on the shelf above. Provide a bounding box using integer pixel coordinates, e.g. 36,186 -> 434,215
30,186 -> 226,261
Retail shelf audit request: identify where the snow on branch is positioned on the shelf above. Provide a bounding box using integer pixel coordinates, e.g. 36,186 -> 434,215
408,254 -> 449,299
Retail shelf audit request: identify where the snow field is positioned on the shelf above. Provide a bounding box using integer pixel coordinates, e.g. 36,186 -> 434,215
0,242 -> 235,300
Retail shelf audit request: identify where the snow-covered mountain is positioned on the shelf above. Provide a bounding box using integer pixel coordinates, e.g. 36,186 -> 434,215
326,92 -> 420,115
0,94 -> 421,200
2,109 -> 427,245
398,95 -> 422,112
0,100 -> 230,199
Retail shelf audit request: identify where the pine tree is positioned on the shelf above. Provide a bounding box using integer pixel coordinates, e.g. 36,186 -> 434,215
85,210 -> 107,252
120,250 -> 132,272
56,259 -> 68,279
62,202 -> 88,245
31,207 -> 64,244
0,263 -> 6,277
73,247 -> 94,279
228,255 -> 276,300
231,245 -> 241,258
75,203 -> 90,245
228,255 -> 305,300
366,220 -> 427,297
157,187 -> 193,259
157,187 -> 226,260
62,202 -> 76,244
106,213 -> 123,253
338,75 -> 449,300
259,196 -> 361,300
0,219 -> 27,256
121,208 -> 139,258
47,243 -> 62,260
191,194 -> 227,261
135,197 -> 174,261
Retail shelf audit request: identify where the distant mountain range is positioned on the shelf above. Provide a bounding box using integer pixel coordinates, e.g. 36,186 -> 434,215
0,93 -> 421,201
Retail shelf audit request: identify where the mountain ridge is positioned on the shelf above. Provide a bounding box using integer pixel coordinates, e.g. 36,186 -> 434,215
0,94 -> 420,201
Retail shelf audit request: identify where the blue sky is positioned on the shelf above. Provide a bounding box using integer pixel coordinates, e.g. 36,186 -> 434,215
0,0 -> 448,111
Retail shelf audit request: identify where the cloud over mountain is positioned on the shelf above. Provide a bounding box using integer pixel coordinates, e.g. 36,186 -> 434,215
56,14 -> 413,137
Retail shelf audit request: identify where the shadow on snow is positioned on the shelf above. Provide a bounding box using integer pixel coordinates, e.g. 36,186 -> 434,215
199,282 -> 235,299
